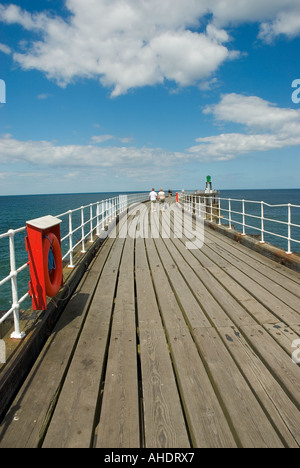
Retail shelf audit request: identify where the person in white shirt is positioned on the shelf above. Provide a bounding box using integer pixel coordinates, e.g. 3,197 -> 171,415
149,188 -> 157,212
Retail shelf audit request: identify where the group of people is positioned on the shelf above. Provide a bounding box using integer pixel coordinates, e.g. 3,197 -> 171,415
149,188 -> 167,212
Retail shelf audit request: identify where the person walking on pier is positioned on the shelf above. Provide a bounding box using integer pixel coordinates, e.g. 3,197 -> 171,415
157,188 -> 166,211
149,188 -> 157,212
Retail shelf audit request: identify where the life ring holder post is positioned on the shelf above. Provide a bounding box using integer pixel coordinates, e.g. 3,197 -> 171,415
25,215 -> 63,311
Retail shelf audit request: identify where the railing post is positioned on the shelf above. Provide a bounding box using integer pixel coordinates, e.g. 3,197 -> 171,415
89,204 -> 94,243
68,210 -> 74,268
228,199 -> 232,229
8,230 -> 25,339
114,197 -> 117,218
101,200 -> 105,230
81,206 -> 86,253
218,198 -> 221,225
210,196 -> 213,222
242,200 -> 246,235
260,201 -> 265,244
287,203 -> 292,254
106,199 -> 109,223
96,202 -> 101,236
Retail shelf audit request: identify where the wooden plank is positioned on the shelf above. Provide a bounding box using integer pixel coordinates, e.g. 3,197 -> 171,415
151,211 -> 215,329
218,326 -> 300,447
42,237 -> 126,448
95,237 -> 140,448
263,323 -> 300,356
144,237 -> 189,331
190,237 -> 299,326
154,209 -> 254,328
158,210 -> 271,326
0,238 -> 115,448
203,225 -> 300,286
135,236 -> 190,448
145,237 -> 237,447
135,237 -> 166,330
151,211 -> 234,328
166,328 -> 237,448
220,264 -> 300,326
170,238 -> 255,328
240,324 -> 300,409
95,329 -> 140,448
193,327 -> 284,448
163,213 -> 275,324
163,241 -> 234,328
206,240 -> 300,312
139,328 -> 190,448
206,265 -> 276,325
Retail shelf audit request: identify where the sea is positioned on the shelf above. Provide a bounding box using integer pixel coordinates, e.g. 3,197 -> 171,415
0,189 -> 299,313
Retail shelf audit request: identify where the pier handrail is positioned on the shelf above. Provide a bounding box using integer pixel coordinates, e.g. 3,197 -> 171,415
179,192 -> 300,255
0,192 -> 148,339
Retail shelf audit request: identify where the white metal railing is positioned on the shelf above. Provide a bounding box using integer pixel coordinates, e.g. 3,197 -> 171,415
178,193 -> 300,255
0,192 -> 148,339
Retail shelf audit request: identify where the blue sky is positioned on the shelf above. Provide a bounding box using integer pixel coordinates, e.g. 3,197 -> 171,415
1,0 -> 300,195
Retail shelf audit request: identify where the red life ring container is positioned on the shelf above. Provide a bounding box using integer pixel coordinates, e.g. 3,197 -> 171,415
42,233 -> 63,297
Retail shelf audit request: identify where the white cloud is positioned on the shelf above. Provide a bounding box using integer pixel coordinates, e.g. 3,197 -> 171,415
204,93 -> 300,131
91,135 -> 134,144
259,10 -> 300,42
188,93 -> 300,160
91,135 -> 115,144
2,1 -> 300,94
0,43 -> 11,55
0,134 -> 185,171
0,1 -> 238,95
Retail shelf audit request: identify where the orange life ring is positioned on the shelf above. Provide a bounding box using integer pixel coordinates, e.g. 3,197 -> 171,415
42,233 -> 63,297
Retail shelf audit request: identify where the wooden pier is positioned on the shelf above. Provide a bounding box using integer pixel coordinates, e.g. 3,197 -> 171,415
0,199 -> 300,448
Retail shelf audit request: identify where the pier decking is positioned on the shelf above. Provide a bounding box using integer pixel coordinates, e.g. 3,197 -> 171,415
0,200 -> 300,448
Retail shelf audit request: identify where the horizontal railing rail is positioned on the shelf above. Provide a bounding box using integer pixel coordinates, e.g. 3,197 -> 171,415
178,193 -> 300,255
0,192 -> 148,339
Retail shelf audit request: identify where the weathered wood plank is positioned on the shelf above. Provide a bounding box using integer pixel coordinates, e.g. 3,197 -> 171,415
264,322 -> 300,356
240,324 -> 300,409
42,237 -> 126,448
193,327 -> 284,448
206,240 -> 300,312
135,235 -> 190,448
95,237 -> 140,448
166,328 -> 237,448
139,328 -> 190,448
203,226 -> 300,287
95,329 -> 140,448
218,326 -> 300,447
145,236 -> 237,447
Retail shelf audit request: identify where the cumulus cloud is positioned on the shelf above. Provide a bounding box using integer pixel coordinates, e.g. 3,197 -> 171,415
188,93 -> 300,160
0,134 -> 185,170
0,1 -> 238,95
259,10 -> 300,42
2,1 -> 300,94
